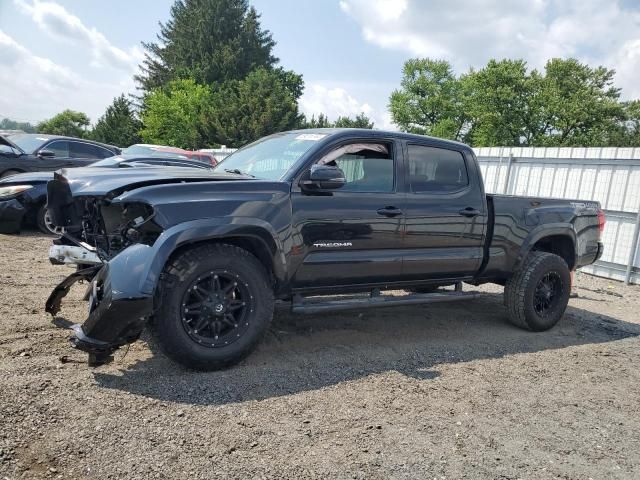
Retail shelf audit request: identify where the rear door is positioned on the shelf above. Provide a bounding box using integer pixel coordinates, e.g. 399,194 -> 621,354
402,143 -> 487,280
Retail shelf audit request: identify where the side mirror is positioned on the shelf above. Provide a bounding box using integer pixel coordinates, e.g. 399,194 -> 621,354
37,149 -> 56,158
301,164 -> 346,192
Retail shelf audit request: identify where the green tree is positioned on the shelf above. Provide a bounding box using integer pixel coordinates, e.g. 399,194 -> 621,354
136,0 -> 277,93
37,110 -> 90,137
91,95 -> 142,147
536,58 -> 624,146
299,113 -> 332,129
140,79 -> 212,149
389,58 -> 469,141
389,56 -> 636,147
333,113 -> 374,128
207,68 -> 302,146
0,118 -> 36,133
463,59 -> 542,146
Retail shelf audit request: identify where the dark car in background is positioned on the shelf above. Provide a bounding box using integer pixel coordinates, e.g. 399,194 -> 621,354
0,154 -> 214,234
123,144 -> 218,166
0,134 -> 120,178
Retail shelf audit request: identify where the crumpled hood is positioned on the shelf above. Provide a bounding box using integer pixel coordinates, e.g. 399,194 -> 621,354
55,166 -> 252,197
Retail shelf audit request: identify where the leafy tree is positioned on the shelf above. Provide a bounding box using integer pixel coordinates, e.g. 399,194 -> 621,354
389,56 -> 636,147
207,68 -> 302,146
37,110 -> 90,138
299,113 -> 332,129
333,113 -> 374,128
0,118 -> 36,133
389,58 -> 469,141
136,0 -> 277,93
298,112 -> 374,129
91,95 -> 142,147
535,58 -> 624,146
140,79 -> 212,149
463,59 -> 542,146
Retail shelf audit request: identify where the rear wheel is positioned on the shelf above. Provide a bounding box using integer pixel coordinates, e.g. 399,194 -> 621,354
504,251 -> 570,331
152,243 -> 274,370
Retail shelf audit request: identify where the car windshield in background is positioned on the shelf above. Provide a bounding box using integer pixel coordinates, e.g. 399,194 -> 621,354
213,132 -> 325,180
5,134 -> 51,154
90,156 -> 125,167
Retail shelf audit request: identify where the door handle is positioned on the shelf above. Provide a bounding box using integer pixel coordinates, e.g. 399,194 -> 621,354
377,206 -> 403,217
459,207 -> 480,217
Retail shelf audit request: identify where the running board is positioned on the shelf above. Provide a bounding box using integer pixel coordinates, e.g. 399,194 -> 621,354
291,290 -> 481,315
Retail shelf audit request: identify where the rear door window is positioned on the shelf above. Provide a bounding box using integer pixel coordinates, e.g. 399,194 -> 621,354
70,142 -> 112,159
407,145 -> 468,193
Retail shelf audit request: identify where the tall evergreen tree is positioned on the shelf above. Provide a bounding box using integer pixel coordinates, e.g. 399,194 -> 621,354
207,68 -> 302,146
91,95 -> 142,147
136,0 -> 277,93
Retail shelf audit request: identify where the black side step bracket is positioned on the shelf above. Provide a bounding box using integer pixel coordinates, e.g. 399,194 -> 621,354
291,285 -> 480,315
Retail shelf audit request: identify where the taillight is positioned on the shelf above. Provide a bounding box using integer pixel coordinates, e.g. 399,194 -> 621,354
597,209 -> 606,235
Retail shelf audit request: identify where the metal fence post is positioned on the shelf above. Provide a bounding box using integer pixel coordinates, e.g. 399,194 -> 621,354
503,154 -> 515,195
625,210 -> 640,285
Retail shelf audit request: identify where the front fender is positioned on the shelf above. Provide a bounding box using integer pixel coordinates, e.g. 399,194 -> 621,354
128,217 -> 286,297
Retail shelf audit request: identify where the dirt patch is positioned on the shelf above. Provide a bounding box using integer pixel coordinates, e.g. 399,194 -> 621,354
1,233 -> 639,479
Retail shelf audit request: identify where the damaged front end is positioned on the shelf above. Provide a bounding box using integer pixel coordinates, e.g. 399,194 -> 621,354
46,172 -> 162,365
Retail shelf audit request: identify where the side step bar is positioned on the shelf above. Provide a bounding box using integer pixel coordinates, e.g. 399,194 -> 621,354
291,287 -> 481,315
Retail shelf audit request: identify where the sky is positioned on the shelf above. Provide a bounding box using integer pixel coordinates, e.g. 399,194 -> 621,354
1,0 -> 640,129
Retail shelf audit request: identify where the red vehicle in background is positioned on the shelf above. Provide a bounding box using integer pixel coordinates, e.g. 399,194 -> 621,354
122,144 -> 218,166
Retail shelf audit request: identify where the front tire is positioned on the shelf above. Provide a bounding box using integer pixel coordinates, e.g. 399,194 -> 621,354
504,251 -> 571,331
36,205 -> 65,235
152,243 -> 274,370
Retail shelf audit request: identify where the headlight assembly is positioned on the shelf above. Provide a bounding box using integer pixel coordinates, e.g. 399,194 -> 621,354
0,185 -> 33,198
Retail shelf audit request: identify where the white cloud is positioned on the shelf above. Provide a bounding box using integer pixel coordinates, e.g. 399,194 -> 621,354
14,0 -> 142,71
300,83 -> 396,129
340,0 -> 640,99
0,29 -> 134,123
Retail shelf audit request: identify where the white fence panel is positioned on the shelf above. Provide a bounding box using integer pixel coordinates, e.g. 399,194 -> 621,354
475,147 -> 640,285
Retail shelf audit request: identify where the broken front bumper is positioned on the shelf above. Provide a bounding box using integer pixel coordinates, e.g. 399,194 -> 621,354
46,244 -> 156,365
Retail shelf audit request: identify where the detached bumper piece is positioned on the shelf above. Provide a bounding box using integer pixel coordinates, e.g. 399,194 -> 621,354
47,261 -> 153,366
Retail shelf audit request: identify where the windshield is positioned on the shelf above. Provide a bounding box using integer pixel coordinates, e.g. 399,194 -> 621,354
6,134 -> 52,153
213,132 -> 325,180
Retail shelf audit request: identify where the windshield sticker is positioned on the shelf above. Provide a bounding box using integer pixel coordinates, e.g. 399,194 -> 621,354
295,133 -> 327,141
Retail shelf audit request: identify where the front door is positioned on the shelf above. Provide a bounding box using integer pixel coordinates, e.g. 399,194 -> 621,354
290,140 -> 405,290
402,143 -> 487,280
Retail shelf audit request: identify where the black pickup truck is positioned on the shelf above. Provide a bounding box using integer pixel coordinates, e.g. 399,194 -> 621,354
45,129 -> 604,369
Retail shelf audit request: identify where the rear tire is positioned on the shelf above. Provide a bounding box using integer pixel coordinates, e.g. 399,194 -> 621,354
152,243 -> 274,370
504,251 -> 571,331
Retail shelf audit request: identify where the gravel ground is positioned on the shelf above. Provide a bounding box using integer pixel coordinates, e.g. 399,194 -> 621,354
1,233 -> 639,479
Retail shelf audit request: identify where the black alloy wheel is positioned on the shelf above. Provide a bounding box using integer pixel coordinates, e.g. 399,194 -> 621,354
533,271 -> 563,318
181,272 -> 252,348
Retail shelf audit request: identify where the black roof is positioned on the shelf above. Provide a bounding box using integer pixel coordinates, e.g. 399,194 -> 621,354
284,128 -> 472,151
